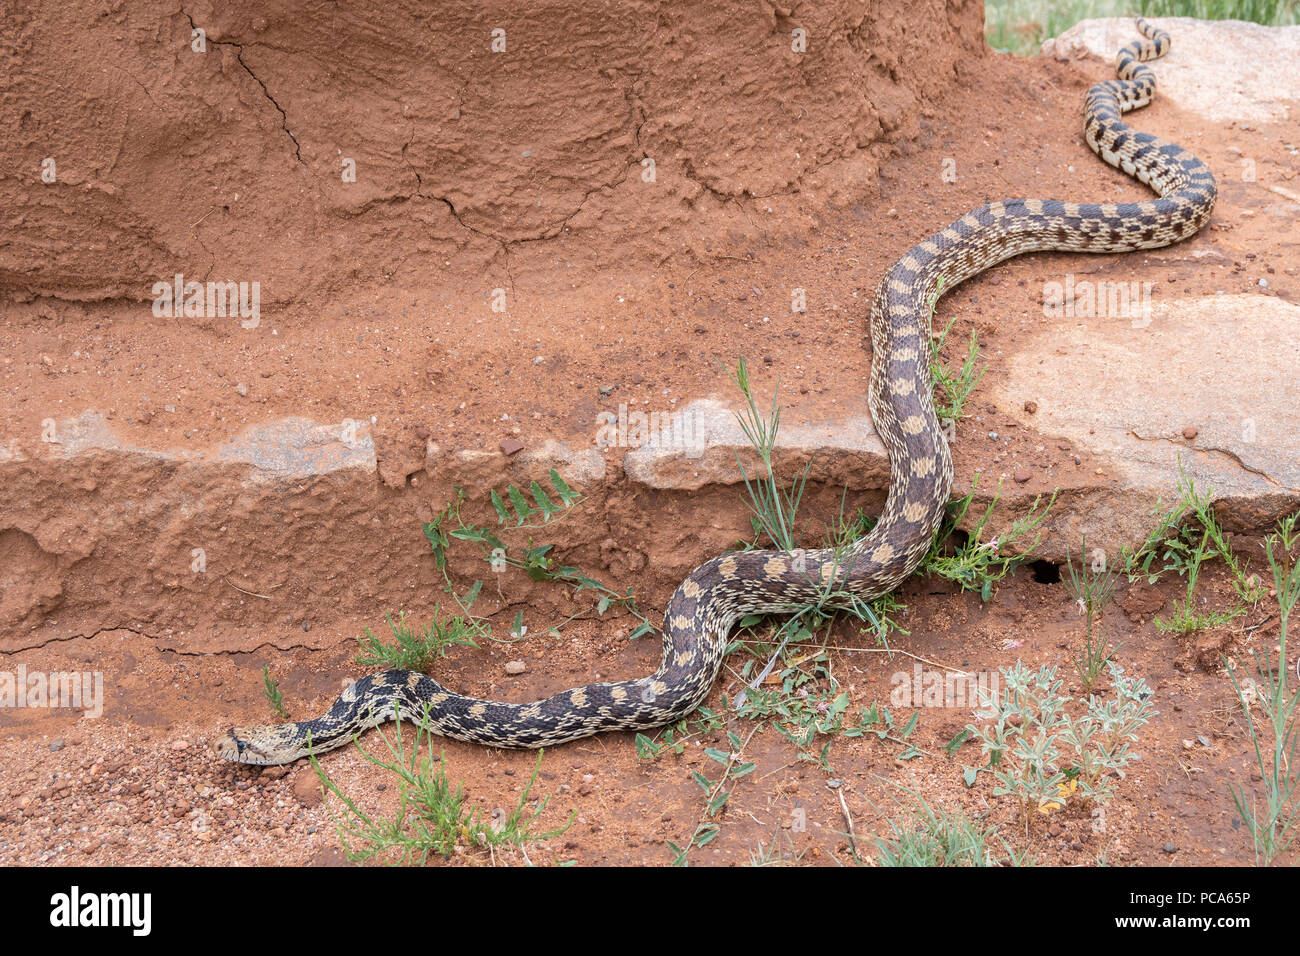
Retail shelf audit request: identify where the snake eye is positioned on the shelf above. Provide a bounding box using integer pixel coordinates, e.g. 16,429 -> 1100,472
236,739 -> 248,753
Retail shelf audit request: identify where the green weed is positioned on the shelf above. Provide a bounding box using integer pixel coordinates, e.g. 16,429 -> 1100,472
310,701 -> 572,865
1063,536 -> 1121,692
1227,512 -> 1300,865
355,610 -> 485,671
262,664 -> 288,720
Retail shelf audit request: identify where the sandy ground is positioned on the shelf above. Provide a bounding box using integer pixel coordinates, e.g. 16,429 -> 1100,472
0,559 -> 1291,866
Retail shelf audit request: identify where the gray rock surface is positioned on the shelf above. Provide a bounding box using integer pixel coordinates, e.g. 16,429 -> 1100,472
1042,16 -> 1300,124
620,398 -> 888,491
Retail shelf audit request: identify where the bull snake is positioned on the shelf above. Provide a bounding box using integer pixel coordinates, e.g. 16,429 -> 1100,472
216,19 -> 1215,764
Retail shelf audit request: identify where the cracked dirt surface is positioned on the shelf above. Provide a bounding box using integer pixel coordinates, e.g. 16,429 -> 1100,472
0,0 -> 984,299
181,9 -> 305,165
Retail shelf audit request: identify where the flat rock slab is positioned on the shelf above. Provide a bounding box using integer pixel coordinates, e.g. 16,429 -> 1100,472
1043,16 -> 1300,124
991,294 -> 1300,492
0,400 -> 891,647
27,411 -> 377,478
619,398 -> 888,491
986,292 -> 1300,554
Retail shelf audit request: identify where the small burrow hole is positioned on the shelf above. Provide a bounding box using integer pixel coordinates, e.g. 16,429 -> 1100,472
1029,559 -> 1061,584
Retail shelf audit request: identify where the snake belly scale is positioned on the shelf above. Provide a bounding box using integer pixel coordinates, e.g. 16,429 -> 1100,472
216,19 -> 1215,765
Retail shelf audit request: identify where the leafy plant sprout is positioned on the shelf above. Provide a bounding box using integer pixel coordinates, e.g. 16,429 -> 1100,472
262,665 -> 289,719
423,470 -> 657,641
1226,511 -> 1300,865
309,699 -> 572,865
966,660 -> 1156,833
1063,535 -> 1121,692
355,610 -> 484,672
727,355 -> 809,553
926,276 -> 986,428
873,784 -> 1023,867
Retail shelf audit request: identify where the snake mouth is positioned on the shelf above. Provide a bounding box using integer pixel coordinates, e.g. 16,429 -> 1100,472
213,728 -> 269,765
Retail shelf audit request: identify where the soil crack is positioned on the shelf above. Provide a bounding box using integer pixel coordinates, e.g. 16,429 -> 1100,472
1127,429 -> 1287,490
181,9 -> 304,166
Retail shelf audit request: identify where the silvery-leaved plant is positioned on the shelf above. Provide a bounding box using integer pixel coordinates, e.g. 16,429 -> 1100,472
967,660 -> 1156,824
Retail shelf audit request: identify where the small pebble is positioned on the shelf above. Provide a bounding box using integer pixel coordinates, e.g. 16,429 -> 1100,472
49,739 -> 65,752
292,768 -> 323,807
499,438 -> 524,455
1182,426 -> 1198,441
1023,400 -> 1038,414
505,660 -> 527,675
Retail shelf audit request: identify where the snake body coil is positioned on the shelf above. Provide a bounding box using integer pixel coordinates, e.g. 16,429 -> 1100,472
217,19 -> 1215,764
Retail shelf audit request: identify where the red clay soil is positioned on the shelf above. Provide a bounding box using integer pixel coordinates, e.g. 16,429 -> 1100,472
1,1 -> 1298,865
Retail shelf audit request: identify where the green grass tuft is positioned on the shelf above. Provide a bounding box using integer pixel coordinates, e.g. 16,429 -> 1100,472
355,610 -> 485,672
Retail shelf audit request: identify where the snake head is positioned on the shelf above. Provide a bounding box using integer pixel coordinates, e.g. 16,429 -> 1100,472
213,726 -> 278,765
213,722 -> 329,765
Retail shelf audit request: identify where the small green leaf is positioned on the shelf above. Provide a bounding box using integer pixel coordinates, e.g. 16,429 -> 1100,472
693,824 -> 720,847
507,484 -> 533,524
942,728 -> 970,757
489,489 -> 510,524
550,469 -> 578,505
530,480 -> 558,519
